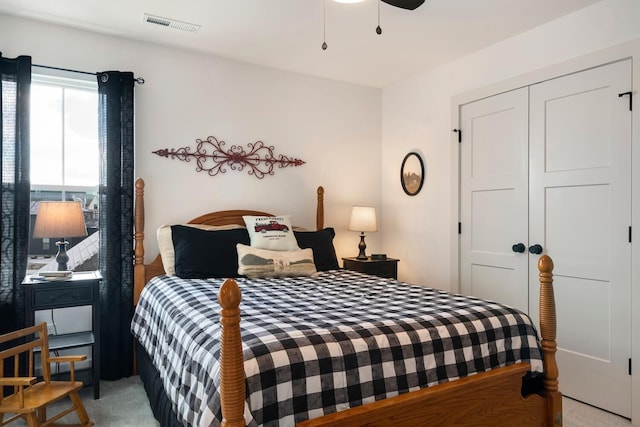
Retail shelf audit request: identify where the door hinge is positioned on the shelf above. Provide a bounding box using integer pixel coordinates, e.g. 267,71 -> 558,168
629,226 -> 632,243
618,91 -> 633,111
629,358 -> 632,375
458,222 -> 462,234
452,129 -> 462,143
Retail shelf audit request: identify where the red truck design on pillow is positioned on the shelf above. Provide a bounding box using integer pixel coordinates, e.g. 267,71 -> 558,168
254,220 -> 289,233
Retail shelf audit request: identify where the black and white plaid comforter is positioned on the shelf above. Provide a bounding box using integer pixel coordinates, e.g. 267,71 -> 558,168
131,270 -> 543,427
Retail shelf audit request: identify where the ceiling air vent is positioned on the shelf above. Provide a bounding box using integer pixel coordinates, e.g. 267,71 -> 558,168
142,13 -> 200,33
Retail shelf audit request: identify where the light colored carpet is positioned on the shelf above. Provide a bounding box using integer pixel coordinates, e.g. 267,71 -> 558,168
8,376 -> 633,426
11,376 -> 159,426
563,396 -> 631,427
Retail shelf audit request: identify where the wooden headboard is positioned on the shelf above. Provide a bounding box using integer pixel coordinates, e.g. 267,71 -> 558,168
132,178 -> 325,304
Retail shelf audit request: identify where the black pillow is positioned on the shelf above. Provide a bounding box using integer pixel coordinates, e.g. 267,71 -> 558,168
294,228 -> 340,271
172,225 -> 250,279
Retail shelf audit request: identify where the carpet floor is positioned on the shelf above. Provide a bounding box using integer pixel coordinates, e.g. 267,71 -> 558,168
10,376 -> 158,427
7,376 -> 632,426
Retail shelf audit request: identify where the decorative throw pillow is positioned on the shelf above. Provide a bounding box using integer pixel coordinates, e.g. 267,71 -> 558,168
294,228 -> 340,271
157,223 -> 245,275
236,244 -> 316,278
172,225 -> 250,279
242,215 -> 300,251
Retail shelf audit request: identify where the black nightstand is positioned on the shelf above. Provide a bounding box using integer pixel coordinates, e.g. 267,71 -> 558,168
342,257 -> 399,279
22,271 -> 102,399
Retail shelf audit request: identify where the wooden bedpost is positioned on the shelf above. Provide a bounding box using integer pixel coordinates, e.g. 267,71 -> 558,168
218,279 -> 246,427
134,178 -> 146,306
316,186 -> 324,230
538,255 -> 563,426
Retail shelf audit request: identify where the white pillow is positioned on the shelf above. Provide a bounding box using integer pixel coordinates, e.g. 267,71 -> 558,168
236,244 -> 316,278
157,223 -> 245,275
242,215 -> 300,251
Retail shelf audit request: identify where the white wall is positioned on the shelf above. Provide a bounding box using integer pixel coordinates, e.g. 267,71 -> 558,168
0,14 -> 383,262
381,0 -> 640,423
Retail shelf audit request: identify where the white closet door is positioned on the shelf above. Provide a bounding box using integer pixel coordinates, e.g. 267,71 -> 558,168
459,87 -> 529,313
528,59 -> 632,417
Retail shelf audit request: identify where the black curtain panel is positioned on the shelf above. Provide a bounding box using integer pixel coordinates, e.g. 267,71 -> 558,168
0,53 -> 31,336
97,71 -> 135,380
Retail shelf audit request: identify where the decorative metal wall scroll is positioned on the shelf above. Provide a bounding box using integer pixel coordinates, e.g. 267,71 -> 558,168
152,136 -> 305,179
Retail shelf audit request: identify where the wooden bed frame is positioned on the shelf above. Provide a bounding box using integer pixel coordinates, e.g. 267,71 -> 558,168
132,178 -> 562,427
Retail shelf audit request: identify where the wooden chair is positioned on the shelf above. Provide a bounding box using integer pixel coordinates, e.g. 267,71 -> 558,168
0,322 -> 93,426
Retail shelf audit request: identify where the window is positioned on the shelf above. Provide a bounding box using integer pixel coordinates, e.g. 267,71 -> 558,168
28,71 -> 99,273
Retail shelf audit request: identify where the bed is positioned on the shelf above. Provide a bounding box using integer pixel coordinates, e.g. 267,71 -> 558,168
131,178 -> 562,427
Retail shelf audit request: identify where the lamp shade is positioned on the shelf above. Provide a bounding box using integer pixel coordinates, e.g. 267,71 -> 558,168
348,206 -> 377,233
33,201 -> 88,239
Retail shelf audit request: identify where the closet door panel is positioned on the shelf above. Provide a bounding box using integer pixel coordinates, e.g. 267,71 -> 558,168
544,85 -> 612,172
529,59 -> 632,417
459,87 -> 529,313
545,184 -> 610,277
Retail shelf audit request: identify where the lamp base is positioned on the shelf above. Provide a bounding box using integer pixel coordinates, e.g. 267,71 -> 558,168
356,233 -> 368,260
55,240 -> 70,271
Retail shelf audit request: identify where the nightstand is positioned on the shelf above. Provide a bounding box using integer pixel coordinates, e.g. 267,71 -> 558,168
22,271 -> 102,399
342,257 -> 399,279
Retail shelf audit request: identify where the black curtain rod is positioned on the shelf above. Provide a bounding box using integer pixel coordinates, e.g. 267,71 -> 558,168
33,63 -> 145,84
34,63 -> 95,76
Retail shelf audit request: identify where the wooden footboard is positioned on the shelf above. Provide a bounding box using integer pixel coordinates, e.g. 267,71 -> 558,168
298,363 -> 547,427
218,256 -> 562,426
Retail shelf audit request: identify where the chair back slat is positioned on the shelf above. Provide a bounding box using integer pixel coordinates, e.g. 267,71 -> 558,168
39,326 -> 50,383
0,340 -> 43,362
0,323 -> 44,343
13,355 -> 19,395
0,323 -> 46,362
28,349 -> 34,378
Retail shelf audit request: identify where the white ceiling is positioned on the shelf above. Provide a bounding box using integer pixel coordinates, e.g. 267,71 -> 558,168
0,0 -> 602,87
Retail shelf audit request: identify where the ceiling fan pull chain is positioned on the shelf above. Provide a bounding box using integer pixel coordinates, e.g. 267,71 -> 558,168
322,0 -> 328,50
376,0 -> 382,35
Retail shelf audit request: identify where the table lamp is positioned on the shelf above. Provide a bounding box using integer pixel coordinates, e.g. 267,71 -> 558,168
348,206 -> 377,260
33,201 -> 88,271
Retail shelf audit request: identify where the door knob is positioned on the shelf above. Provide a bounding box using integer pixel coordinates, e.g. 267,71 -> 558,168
528,244 -> 543,255
512,243 -> 526,253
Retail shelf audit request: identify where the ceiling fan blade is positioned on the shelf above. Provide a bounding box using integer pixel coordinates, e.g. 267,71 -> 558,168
381,0 -> 425,10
